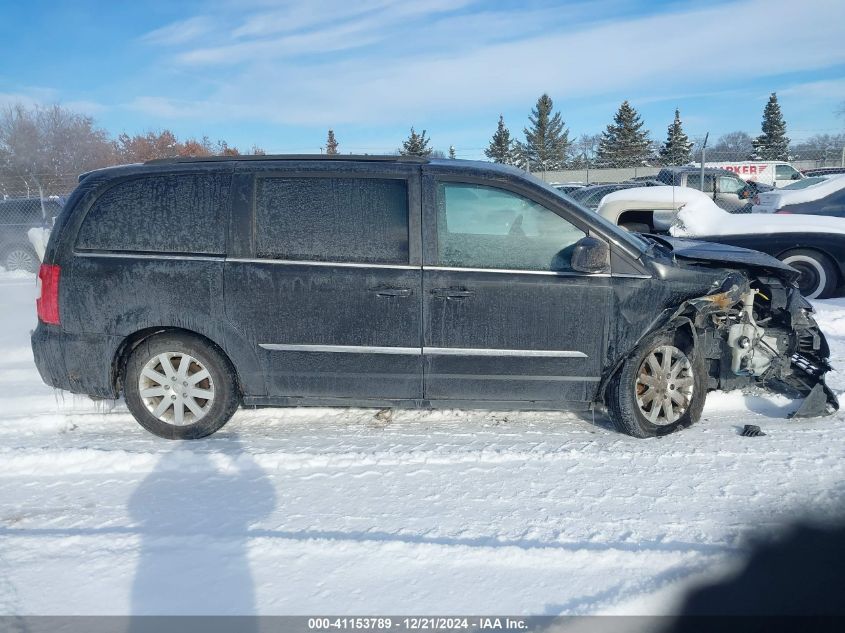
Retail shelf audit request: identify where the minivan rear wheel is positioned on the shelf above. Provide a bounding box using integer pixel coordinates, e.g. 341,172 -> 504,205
606,330 -> 707,438
124,333 -> 239,439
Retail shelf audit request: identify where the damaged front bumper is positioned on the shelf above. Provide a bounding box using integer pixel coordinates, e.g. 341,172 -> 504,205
686,274 -> 838,418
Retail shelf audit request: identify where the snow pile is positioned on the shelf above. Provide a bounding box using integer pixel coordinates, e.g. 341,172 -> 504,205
760,174 -> 845,206
600,186 -> 845,237
673,204 -> 845,238
599,185 -> 704,209
26,227 -> 49,263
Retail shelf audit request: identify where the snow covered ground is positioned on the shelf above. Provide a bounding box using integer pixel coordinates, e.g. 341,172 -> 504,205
1,272 -> 844,616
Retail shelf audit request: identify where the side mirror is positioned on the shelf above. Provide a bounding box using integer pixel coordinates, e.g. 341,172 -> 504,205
571,236 -> 610,274
792,173 -> 801,180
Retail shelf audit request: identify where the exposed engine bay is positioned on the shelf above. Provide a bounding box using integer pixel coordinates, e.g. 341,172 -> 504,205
685,272 -> 838,418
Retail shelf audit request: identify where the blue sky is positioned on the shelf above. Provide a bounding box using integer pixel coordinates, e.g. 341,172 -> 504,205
1,0 -> 844,158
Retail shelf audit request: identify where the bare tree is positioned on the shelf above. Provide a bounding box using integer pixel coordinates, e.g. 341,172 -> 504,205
570,133 -> 601,168
114,129 -> 181,162
708,131 -> 754,161
0,103 -> 114,201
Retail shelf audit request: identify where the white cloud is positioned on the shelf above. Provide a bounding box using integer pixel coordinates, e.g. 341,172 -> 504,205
126,96 -> 198,118
63,99 -> 109,115
230,0 -> 400,39
779,78 -> 845,102
174,0 -> 478,65
141,16 -> 215,46
128,0 -> 845,127
0,92 -> 47,110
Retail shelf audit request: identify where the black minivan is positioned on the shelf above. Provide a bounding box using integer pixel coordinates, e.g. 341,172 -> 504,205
31,156 -> 837,439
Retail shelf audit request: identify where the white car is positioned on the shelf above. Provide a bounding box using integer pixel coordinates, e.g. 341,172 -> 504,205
596,186 -> 845,298
751,175 -> 845,213
596,186 -> 704,232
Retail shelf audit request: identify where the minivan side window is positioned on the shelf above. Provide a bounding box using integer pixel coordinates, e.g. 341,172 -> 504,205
255,176 -> 409,264
76,174 -> 229,254
436,182 -> 585,272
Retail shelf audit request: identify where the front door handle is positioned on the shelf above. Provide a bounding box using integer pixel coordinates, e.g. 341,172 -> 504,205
370,287 -> 412,298
431,287 -> 474,300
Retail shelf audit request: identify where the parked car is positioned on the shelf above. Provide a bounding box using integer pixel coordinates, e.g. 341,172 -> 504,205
597,187 -> 693,233
802,167 -> 845,177
702,161 -> 804,187
551,182 -> 586,195
31,156 -> 836,439
655,167 -> 761,213
753,175 -> 845,215
0,197 -> 63,272
779,176 -> 830,190
568,181 -> 661,210
598,186 -> 845,299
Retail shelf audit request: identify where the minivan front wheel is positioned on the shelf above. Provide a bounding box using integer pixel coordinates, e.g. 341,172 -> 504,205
124,333 -> 239,439
606,331 -> 707,438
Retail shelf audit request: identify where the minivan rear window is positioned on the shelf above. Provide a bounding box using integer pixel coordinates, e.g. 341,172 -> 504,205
76,174 -> 230,254
255,176 -> 409,264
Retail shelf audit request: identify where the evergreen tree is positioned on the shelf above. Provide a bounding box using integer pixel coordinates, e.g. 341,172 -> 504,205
448,145 -> 456,159
597,101 -> 652,167
519,94 -> 570,170
485,115 -> 517,164
325,129 -> 338,155
399,127 -> 432,157
659,109 -> 693,165
753,93 -> 789,160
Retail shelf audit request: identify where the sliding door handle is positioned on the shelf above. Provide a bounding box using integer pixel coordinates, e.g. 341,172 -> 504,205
430,287 -> 474,299
370,287 -> 412,297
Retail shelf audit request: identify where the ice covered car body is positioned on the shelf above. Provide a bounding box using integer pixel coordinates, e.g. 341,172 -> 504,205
31,157 -> 838,439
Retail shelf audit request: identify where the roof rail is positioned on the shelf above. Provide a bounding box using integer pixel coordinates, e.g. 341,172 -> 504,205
143,154 -> 430,165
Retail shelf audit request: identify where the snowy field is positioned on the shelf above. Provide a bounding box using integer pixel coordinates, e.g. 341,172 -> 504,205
1,272 -> 844,616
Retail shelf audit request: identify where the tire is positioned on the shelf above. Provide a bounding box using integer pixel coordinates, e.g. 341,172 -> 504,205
779,249 -> 838,300
606,330 -> 707,438
124,332 -> 240,439
619,221 -> 652,233
2,243 -> 39,273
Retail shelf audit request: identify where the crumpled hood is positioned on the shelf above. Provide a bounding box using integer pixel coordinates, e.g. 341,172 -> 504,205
654,236 -> 800,281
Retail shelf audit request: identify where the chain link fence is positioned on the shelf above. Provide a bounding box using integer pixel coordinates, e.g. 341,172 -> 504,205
533,150 -> 845,215
1,182 -> 74,273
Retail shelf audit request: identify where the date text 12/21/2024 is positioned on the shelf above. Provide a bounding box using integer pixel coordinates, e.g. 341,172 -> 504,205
307,618 -> 529,631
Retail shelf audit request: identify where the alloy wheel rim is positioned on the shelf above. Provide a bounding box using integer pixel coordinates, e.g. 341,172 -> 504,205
6,249 -> 35,272
635,345 -> 694,426
138,352 -> 215,426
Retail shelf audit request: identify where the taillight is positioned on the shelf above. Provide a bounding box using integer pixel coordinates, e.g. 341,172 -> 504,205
775,210 -> 791,215
36,264 -> 61,325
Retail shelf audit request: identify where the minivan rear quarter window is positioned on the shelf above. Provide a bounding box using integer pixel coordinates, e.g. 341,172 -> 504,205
255,176 -> 409,264
76,173 -> 230,254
